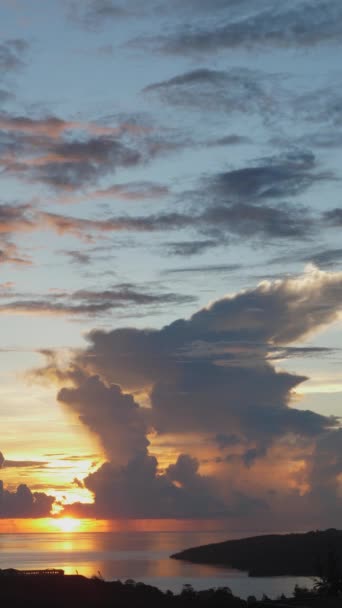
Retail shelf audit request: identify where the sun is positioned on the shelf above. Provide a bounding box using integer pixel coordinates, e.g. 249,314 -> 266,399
55,517 -> 81,532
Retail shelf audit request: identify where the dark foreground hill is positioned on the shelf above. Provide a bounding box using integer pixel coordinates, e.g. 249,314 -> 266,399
170,529 -> 342,577
0,572 -> 247,608
0,570 -> 340,608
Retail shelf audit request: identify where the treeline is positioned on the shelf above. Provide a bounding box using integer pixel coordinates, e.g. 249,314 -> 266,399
0,573 -> 341,607
171,529 -> 342,576
0,575 -> 245,608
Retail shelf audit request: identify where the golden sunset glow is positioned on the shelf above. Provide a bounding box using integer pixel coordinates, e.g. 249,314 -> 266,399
55,517 -> 81,532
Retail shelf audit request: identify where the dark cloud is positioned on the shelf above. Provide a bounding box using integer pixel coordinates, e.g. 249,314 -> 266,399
323,207 -> 342,226
25,138 -> 141,191
0,284 -> 195,317
91,181 -> 169,201
34,269 -> 342,520
0,89 -> 15,104
67,0 -> 135,28
0,239 -> 31,266
0,113 -> 157,191
0,204 -> 34,266
202,202 -> 311,238
294,85 -> 342,128
0,204 -> 34,234
137,1 -> 342,55
64,452 -> 228,519
41,201 -> 313,242
165,239 -> 222,256
0,480 -> 54,518
205,152 -> 329,203
58,373 -> 149,465
270,247 -> 342,269
144,68 -> 281,118
0,451 -> 48,469
164,264 -> 241,274
63,250 -> 92,266
40,210 -> 192,238
0,39 -> 28,72
38,152 -> 319,242
206,134 -> 251,147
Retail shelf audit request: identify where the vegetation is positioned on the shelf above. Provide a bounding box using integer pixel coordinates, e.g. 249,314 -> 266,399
0,569 -> 341,607
171,528 -> 342,577
0,574 -> 246,608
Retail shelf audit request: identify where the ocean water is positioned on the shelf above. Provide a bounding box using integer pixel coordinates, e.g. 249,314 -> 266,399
0,531 -> 313,600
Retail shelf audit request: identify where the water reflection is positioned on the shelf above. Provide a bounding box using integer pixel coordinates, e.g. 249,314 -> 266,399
0,532 -> 313,599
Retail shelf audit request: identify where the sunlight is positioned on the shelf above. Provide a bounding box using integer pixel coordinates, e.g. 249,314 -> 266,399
55,517 -> 81,532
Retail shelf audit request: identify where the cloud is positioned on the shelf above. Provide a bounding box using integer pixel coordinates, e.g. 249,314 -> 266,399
137,1 -> 342,55
0,239 -> 31,266
204,152 -> 329,203
323,207 -> 342,226
64,452 -> 228,519
0,451 -> 48,469
34,268 -> 342,521
0,204 -> 34,233
164,264 -> 241,274
58,373 -> 149,465
40,202 -> 313,243
0,284 -> 195,317
19,138 -> 141,191
62,250 -> 92,266
0,204 -> 33,266
165,239 -> 222,256
91,181 -> 169,201
0,39 -> 28,72
202,202 -> 312,238
206,134 -> 251,147
144,68 -> 282,118
67,0 -> 135,28
0,112 -> 144,138
40,210 -> 192,238
37,152 -> 322,242
0,89 -> 15,104
0,480 -> 54,518
270,247 -> 342,269
0,112 -> 154,191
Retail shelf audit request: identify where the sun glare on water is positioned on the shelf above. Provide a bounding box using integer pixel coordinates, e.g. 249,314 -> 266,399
55,517 -> 81,532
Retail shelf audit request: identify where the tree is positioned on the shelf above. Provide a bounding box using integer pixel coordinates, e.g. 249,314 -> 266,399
314,550 -> 342,596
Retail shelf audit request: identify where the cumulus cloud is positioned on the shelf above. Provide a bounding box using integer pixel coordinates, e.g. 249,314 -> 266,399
58,373 -> 149,464
64,452 -> 228,519
0,480 -> 54,518
34,268 -> 342,521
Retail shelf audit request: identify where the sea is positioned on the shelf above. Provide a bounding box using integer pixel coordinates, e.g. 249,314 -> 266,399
0,531 -> 314,600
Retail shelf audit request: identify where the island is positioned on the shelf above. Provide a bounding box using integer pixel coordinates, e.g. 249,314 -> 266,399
170,528 -> 342,577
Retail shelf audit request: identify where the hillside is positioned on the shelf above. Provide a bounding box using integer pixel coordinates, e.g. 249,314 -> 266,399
170,529 -> 342,576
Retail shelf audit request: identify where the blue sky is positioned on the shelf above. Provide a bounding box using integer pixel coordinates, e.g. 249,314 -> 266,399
0,0 -> 341,529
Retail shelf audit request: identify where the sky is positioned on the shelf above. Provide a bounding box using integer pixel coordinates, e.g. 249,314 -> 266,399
0,0 -> 342,533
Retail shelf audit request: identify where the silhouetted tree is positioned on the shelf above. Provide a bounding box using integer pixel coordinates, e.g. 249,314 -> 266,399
314,549 -> 342,596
